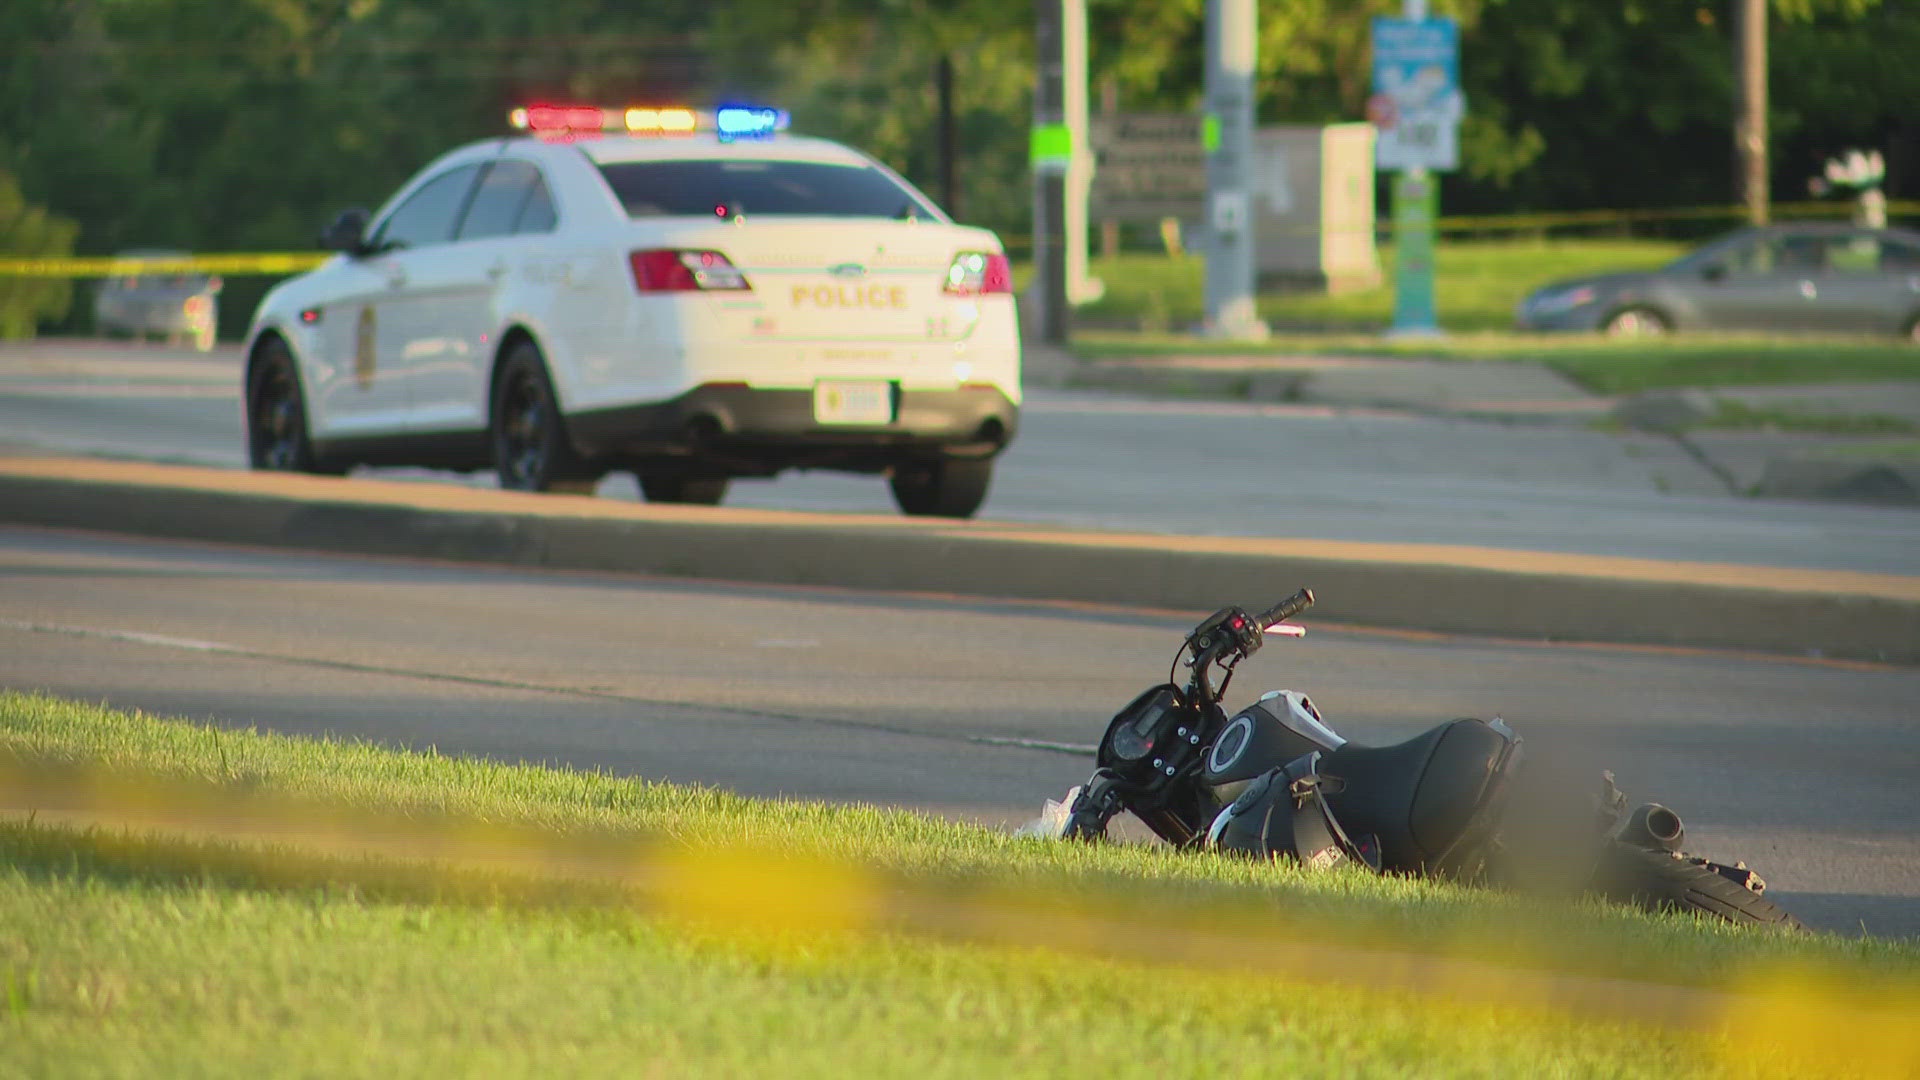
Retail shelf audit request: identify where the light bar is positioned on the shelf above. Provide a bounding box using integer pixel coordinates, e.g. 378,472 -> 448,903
507,104 -> 787,140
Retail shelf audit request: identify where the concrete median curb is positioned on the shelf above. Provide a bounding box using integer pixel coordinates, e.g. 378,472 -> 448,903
2,456 -> 1916,664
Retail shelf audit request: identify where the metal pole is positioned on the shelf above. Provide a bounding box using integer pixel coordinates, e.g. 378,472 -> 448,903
1202,0 -> 1268,339
1734,0 -> 1769,225
1033,0 -> 1069,343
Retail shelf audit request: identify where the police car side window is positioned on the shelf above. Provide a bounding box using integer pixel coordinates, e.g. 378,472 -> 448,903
372,164 -> 484,251
513,174 -> 557,234
455,162 -> 540,241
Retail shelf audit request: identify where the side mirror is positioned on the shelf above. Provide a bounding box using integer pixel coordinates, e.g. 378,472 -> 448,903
318,208 -> 372,255
1701,264 -> 1727,283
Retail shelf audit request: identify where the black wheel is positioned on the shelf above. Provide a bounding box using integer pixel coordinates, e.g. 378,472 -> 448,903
1590,840 -> 1805,930
247,337 -> 339,474
889,456 -> 993,519
1602,307 -> 1670,338
636,465 -> 729,506
491,341 -> 592,493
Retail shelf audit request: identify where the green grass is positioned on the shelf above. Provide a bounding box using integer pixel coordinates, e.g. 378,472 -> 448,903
1057,240 -> 1685,334
1702,401 -> 1920,436
4,690 -> 1918,1077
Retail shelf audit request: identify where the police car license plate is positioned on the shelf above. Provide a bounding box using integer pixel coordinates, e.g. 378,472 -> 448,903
813,380 -> 893,425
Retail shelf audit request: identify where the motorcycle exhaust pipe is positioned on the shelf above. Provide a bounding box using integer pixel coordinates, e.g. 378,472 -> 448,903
1618,803 -> 1685,852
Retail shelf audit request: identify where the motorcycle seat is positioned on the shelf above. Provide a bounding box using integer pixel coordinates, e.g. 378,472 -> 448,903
1321,718 -> 1518,876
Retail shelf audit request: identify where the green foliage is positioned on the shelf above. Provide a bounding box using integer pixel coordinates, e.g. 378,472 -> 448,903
0,168 -> 77,338
704,1 -> 1034,228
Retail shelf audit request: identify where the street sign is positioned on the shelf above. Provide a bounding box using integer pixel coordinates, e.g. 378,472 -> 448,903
1369,16 -> 1462,172
1088,113 -> 1207,221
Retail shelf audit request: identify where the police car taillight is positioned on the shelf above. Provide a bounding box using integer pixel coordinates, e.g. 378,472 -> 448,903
629,249 -> 751,292
943,252 -> 1013,296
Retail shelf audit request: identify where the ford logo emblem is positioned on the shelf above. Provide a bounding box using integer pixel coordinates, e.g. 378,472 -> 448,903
828,263 -> 867,278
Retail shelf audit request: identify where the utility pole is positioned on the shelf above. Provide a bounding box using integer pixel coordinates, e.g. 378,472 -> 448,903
937,55 -> 957,219
1202,0 -> 1268,340
1734,0 -> 1769,225
1032,0 -> 1069,343
1063,0 -> 1102,304
1099,76 -> 1121,260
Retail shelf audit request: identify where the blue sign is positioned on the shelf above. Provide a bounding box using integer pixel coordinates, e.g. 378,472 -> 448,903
1369,17 -> 1462,172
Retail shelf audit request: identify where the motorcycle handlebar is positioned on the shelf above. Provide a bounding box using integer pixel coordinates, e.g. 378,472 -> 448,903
1256,587 -> 1315,630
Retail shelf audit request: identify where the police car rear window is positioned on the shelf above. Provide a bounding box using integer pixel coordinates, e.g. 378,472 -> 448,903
597,160 -> 936,219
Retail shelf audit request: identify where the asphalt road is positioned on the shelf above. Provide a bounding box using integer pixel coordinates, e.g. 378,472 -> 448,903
2,526 -> 1915,936
3,339 -> 1919,573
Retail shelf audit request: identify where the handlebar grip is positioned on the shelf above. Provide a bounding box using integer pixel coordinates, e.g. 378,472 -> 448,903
1257,587 -> 1315,628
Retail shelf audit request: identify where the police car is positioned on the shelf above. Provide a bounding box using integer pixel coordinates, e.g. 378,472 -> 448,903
243,105 -> 1020,517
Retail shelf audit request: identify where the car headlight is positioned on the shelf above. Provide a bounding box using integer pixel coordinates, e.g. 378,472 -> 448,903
1527,286 -> 1598,316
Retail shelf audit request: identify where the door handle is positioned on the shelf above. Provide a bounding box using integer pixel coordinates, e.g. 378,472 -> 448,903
486,262 -> 506,281
386,269 -> 408,288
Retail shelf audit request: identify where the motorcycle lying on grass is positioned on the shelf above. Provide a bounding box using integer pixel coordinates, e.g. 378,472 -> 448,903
1022,588 -> 1804,930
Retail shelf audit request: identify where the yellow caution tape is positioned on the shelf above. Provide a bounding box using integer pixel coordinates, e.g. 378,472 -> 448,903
0,252 -> 330,278
5,198 -> 1917,276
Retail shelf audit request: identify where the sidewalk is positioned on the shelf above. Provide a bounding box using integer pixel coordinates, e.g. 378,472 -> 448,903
1024,342 -> 1920,507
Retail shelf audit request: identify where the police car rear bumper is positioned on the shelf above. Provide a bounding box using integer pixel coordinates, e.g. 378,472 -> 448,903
567,382 -> 1019,462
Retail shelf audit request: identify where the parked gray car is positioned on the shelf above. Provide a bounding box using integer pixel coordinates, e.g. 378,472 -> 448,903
1516,223 -> 1920,338
92,250 -> 222,351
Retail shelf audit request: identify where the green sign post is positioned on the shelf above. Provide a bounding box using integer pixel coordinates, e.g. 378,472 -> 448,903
1389,169 -> 1438,335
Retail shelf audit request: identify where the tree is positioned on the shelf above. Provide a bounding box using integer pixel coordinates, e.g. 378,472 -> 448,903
704,0 -> 1035,230
0,167 -> 78,338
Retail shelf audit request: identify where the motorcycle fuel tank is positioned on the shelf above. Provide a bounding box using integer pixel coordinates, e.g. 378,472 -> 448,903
1202,690 -> 1347,803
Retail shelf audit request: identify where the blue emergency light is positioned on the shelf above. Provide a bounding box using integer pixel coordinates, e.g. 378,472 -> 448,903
714,106 -> 790,141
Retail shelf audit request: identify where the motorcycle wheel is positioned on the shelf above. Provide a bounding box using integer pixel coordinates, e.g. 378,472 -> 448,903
1591,840 -> 1805,931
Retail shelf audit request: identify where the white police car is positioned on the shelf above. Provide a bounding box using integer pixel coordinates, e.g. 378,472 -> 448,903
243,105 -> 1020,517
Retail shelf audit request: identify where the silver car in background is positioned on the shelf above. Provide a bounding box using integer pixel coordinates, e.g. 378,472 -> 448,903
1517,223 -> 1920,339
93,250 -> 222,351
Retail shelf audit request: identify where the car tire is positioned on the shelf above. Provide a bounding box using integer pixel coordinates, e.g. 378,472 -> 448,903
1602,307 -> 1670,337
247,337 -> 341,475
636,466 -> 729,506
491,340 -> 594,493
889,456 -> 993,518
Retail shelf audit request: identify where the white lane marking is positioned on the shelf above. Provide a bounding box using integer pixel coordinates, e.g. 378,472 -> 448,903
0,618 -> 1093,756
973,734 -> 1098,755
0,382 -> 237,400
0,618 -> 229,652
